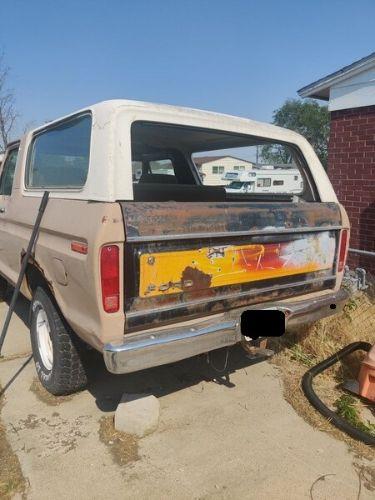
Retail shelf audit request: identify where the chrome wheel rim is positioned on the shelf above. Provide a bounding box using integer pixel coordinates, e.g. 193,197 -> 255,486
36,308 -> 53,370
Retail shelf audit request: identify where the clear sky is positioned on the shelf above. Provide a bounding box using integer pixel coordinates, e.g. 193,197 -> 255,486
1,0 -> 374,137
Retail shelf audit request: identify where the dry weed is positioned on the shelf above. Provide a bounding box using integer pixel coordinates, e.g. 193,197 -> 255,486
272,287 -> 375,460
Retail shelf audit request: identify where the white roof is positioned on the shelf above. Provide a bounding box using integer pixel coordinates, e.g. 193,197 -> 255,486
30,98 -> 307,141
15,99 -> 336,202
298,53 -> 375,111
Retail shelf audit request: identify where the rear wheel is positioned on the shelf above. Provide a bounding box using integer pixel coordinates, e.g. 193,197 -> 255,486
30,287 -> 88,395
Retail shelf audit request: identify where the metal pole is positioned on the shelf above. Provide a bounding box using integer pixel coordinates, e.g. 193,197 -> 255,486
0,191 -> 49,354
349,247 -> 375,258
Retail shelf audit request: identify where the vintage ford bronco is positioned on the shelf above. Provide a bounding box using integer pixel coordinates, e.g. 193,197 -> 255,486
0,100 -> 349,394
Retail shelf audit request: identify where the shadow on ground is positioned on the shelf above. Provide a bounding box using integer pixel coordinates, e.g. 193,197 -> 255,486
0,291 -> 32,397
2,289 -> 272,411
85,344 -> 268,412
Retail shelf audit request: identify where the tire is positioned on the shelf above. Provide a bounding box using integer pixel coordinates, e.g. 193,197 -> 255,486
0,275 -> 8,301
30,287 -> 88,395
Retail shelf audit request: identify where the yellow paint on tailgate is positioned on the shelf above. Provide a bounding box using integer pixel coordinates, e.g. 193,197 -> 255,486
139,233 -> 336,297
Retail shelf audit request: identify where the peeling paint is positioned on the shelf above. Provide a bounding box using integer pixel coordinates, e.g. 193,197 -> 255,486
121,201 -> 342,240
139,232 -> 336,297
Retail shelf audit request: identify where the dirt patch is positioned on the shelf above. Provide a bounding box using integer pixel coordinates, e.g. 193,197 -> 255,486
9,412 -> 91,456
0,395 -> 26,499
271,287 -> 375,461
99,416 -> 140,466
353,462 -> 375,492
0,352 -> 32,363
30,378 -> 74,406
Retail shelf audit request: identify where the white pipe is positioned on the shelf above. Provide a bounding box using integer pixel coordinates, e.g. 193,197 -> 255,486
349,248 -> 375,257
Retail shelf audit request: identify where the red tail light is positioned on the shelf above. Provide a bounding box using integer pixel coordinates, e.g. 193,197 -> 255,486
100,245 -> 120,313
338,229 -> 349,272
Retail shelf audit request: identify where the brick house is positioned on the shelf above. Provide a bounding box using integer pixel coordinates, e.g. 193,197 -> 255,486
298,52 -> 375,275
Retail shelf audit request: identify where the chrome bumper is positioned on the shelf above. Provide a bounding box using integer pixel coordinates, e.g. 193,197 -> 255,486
103,288 -> 348,374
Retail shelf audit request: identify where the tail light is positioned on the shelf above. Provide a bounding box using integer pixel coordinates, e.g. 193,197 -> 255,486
100,245 -> 120,313
337,229 -> 349,272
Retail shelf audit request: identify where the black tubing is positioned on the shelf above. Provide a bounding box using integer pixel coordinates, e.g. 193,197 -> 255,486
302,341 -> 375,446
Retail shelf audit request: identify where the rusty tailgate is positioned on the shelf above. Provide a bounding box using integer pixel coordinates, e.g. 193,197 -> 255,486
120,201 -> 342,332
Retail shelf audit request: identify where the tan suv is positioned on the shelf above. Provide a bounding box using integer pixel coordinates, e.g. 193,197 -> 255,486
0,100 -> 349,395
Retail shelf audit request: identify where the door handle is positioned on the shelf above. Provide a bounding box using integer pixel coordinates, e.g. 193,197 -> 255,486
0,207 -> 5,214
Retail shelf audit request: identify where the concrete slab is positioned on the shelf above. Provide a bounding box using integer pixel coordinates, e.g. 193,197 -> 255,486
0,298 -> 373,499
0,299 -> 372,500
0,296 -> 31,358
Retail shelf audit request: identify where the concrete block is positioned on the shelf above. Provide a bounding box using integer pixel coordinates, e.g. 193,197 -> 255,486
114,393 -> 160,438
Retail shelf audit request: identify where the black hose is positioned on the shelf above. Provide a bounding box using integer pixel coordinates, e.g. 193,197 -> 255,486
302,341 -> 375,446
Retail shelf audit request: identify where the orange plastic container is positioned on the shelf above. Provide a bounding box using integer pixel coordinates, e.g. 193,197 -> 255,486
358,344 -> 375,402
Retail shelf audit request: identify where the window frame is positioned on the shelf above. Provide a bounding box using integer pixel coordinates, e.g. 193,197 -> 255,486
131,120 -> 320,202
257,177 -> 271,188
24,111 -> 92,192
0,144 -> 20,197
212,165 -> 224,175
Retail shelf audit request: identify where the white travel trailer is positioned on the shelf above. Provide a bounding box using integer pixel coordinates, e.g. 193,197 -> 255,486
224,167 -> 303,194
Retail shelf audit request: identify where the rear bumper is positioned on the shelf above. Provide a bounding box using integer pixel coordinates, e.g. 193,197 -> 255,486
103,288 -> 348,374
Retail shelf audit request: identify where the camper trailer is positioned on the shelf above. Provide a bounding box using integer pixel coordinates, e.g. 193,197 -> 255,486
224,167 -> 303,194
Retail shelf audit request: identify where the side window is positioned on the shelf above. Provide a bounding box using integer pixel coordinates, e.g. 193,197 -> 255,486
149,159 -> 175,176
0,148 -> 19,196
212,166 -> 224,174
257,178 -> 271,188
26,114 -> 91,189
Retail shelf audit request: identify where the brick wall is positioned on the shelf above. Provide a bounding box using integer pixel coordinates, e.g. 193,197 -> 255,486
328,105 -> 375,276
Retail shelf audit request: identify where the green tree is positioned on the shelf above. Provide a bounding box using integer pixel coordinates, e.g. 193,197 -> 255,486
261,99 -> 329,168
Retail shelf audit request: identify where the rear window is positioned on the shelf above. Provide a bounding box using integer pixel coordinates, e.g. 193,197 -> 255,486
194,144 -> 304,195
131,121 -> 316,201
26,114 -> 92,189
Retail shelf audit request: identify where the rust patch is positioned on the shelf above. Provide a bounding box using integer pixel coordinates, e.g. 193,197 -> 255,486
24,254 -> 55,295
121,201 -> 342,239
181,266 -> 212,291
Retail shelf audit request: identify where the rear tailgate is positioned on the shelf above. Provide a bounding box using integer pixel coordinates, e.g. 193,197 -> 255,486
121,201 -> 342,331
